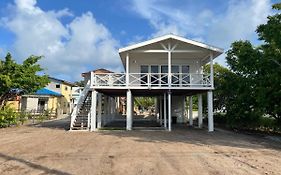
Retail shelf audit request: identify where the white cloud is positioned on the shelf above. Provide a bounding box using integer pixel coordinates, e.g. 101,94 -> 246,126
1,0 -> 122,81
131,0 -> 213,38
130,0 -> 273,65
208,0 -> 272,47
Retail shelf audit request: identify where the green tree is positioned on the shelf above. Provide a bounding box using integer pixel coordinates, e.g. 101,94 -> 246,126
225,3 -> 281,126
74,80 -> 85,86
256,3 -> 281,123
0,53 -> 49,109
134,97 -> 155,109
225,41 -> 263,127
203,63 -> 232,112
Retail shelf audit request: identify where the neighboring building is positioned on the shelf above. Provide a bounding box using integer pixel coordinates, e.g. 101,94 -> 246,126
21,88 -> 62,115
46,77 -> 76,114
17,77 -> 76,116
6,95 -> 21,111
70,34 -> 223,131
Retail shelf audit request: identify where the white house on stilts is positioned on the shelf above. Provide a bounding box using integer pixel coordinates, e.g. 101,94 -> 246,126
70,34 -> 223,132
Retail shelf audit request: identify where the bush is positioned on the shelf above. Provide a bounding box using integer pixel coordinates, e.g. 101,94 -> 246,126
18,111 -> 31,125
0,106 -> 19,127
214,113 -> 227,125
259,117 -> 281,132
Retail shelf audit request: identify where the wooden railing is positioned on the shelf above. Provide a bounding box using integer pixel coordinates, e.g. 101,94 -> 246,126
70,80 -> 91,129
91,73 -> 211,88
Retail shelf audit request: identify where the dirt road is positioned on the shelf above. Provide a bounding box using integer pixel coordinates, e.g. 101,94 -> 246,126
0,119 -> 281,175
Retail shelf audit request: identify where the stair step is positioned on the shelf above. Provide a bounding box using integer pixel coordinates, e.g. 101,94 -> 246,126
73,124 -> 87,128
71,127 -> 89,130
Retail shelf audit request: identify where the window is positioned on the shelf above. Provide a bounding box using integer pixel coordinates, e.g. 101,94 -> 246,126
56,84 -> 60,88
161,65 -> 168,86
140,65 -> 148,85
65,86 -> 68,91
151,65 -> 159,86
171,65 -> 179,85
182,65 -> 190,85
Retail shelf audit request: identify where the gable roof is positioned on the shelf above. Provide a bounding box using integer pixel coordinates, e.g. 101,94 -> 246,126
35,88 -> 62,96
82,68 -> 114,77
48,77 -> 76,87
119,34 -> 224,54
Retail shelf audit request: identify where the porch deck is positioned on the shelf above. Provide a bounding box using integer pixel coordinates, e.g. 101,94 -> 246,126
90,73 -> 212,90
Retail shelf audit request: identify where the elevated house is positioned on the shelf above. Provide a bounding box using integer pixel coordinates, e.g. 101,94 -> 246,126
70,34 -> 223,131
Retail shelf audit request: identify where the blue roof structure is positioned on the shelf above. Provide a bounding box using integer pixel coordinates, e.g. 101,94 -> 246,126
35,88 -> 62,96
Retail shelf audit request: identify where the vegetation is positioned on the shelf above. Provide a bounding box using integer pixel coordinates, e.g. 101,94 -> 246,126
203,63 -> 231,113
74,80 -> 85,86
0,53 -> 49,109
211,3 -> 281,132
0,106 -> 19,127
0,53 -> 49,127
134,97 -> 155,110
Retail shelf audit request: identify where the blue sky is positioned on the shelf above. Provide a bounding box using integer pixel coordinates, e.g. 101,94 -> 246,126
0,0 -> 278,81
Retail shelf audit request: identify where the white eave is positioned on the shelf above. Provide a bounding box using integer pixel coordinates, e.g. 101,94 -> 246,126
118,34 -> 224,54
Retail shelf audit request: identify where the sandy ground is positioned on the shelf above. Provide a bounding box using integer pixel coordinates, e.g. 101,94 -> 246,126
0,118 -> 281,175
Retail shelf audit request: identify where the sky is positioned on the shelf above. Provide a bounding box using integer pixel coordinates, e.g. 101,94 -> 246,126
0,0 -> 278,81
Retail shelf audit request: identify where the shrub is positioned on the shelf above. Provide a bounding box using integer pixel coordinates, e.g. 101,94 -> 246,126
0,106 -> 19,127
214,113 -> 227,125
18,111 -> 31,125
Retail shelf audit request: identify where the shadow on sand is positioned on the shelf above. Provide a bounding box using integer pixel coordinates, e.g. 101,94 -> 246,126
31,116 -> 281,151
32,117 -> 70,131
0,153 -> 71,175
98,124 -> 281,151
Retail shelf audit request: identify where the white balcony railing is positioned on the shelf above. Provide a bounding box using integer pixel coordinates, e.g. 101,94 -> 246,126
92,73 -> 211,88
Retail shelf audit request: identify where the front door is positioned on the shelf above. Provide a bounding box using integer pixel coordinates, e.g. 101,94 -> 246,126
38,100 -> 46,113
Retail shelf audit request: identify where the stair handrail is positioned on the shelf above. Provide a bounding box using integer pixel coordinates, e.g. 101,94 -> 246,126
70,80 -> 91,128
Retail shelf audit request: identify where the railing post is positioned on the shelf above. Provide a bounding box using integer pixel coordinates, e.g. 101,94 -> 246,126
148,73 -> 151,87
210,53 -> 214,88
90,71 -> 93,87
168,50 -> 172,88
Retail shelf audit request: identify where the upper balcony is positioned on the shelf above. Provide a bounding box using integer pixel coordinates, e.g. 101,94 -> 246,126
84,34 -> 223,91
90,72 -> 211,89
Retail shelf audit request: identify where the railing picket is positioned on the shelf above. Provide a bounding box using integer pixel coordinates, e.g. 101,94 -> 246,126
91,73 -> 211,88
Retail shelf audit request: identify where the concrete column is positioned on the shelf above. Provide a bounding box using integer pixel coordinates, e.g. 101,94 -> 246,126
116,97 -> 120,111
107,97 -> 110,115
126,90 -> 132,130
131,94 -> 134,127
208,91 -> 214,132
198,94 -> 203,128
90,90 -> 97,131
103,96 -> 107,115
111,97 -> 115,114
97,93 -> 102,129
189,96 -> 193,126
168,91 -> 172,131
164,93 -> 167,128
182,96 -> 186,123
